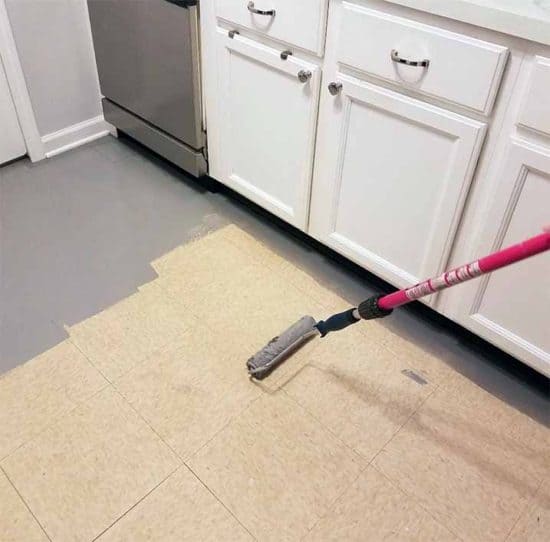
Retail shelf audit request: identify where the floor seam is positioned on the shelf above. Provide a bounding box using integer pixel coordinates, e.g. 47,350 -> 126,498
184,462 -> 259,541
502,476 -> 543,541
372,464 -> 465,541
67,336 -> 114,385
0,381 -> 111,464
1,464 -> 53,541
110,387 -> 259,540
90,464 -> 183,542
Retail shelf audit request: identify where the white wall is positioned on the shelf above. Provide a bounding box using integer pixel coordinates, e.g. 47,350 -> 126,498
5,0 -> 107,155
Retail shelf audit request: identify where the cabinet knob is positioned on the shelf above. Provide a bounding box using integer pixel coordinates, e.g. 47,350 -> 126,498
298,69 -> 312,83
328,82 -> 343,95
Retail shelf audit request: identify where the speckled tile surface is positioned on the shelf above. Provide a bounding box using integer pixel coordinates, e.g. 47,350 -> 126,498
0,224 -> 547,541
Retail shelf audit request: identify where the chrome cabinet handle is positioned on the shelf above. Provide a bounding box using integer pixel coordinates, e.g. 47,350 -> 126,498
328,82 -> 342,95
390,49 -> 430,68
247,1 -> 276,16
298,70 -> 312,83
228,29 -> 240,38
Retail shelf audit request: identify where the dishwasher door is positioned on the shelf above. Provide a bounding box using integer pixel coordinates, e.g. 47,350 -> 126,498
88,0 -> 203,150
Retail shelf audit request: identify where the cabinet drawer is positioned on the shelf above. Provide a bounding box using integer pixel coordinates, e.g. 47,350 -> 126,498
215,0 -> 328,55
337,2 -> 508,114
518,56 -> 550,137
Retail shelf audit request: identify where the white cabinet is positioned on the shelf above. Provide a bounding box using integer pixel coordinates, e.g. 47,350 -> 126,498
309,75 -> 486,300
215,0 -> 329,56
212,28 -> 321,229
0,54 -> 25,164
336,2 -> 508,114
442,140 -> 550,376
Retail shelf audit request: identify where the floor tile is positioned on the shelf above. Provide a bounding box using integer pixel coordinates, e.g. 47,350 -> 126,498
216,223 -> 290,272
97,466 -> 252,541
114,325 -> 260,460
0,340 -> 106,459
188,392 -> 365,541
374,373 -> 548,541
284,325 -> 436,460
67,282 -> 196,380
0,469 -> 48,542
507,478 -> 550,542
1,387 -> 180,542
151,226 -> 261,281
305,465 -> 458,541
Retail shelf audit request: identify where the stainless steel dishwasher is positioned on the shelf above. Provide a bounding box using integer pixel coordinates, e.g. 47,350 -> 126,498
87,0 -> 206,177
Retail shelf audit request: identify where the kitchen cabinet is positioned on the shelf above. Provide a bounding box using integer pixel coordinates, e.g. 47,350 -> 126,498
212,28 -> 321,229
0,54 -> 25,164
309,74 -> 485,301
442,140 -> 550,376
201,0 -> 549,375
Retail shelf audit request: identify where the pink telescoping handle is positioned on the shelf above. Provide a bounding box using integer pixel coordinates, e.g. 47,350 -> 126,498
377,231 -> 550,311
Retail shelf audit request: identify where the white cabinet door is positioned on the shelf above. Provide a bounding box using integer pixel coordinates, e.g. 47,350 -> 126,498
309,75 -> 486,300
443,140 -> 550,376
213,28 -> 321,229
0,54 -> 25,164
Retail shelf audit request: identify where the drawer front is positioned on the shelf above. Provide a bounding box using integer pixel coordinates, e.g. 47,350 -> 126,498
215,0 -> 328,55
337,2 -> 508,114
518,56 -> 550,137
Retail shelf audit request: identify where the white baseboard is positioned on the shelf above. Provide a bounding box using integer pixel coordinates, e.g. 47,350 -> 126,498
41,115 -> 112,158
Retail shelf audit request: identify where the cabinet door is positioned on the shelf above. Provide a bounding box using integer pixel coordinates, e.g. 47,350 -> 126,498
443,140 -> 550,376
214,29 -> 321,229
0,55 -> 25,164
309,75 -> 486,300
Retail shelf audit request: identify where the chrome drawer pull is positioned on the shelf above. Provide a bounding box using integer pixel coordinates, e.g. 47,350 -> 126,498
390,49 -> 430,68
280,50 -> 293,60
247,2 -> 276,16
328,82 -> 343,95
228,29 -> 240,38
298,70 -> 312,83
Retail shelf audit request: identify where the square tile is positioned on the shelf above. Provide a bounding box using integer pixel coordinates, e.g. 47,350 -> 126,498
1,387 -> 180,542
114,326 -> 260,460
374,373 -> 548,541
216,224 -> 290,272
189,392 -> 365,541
284,325 -> 437,460
305,466 -> 458,541
97,466 -> 252,541
0,340 -> 106,459
68,282 -> 196,380
0,469 -> 48,542
508,478 -> 550,542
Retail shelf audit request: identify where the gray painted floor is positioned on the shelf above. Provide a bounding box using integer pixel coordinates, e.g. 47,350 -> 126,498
1,135 -> 547,424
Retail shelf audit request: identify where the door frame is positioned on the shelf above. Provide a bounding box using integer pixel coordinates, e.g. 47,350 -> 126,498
0,0 -> 44,161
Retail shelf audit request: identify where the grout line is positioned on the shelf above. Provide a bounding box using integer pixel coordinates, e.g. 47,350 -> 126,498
295,370 -> 445,540
184,391 -> 265,463
367,379 -> 441,469
0,381 -> 111,464
90,464 -> 183,542
372,464 -> 465,542
67,336 -> 114,385
1,464 -> 53,541
502,476 -> 543,542
110,387 -> 260,540
184,462 -> 258,541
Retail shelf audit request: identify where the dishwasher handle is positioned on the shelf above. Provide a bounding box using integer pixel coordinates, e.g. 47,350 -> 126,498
163,0 -> 197,8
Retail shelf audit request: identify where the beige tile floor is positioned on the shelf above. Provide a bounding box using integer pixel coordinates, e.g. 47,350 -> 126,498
0,225 -> 548,541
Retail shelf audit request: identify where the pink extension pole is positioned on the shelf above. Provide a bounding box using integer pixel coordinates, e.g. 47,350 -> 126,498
377,231 -> 550,311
